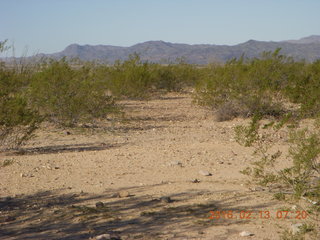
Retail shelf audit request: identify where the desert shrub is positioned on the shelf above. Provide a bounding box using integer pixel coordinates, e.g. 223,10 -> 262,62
29,59 -> 117,126
152,65 -> 182,91
0,40 -> 41,150
150,62 -> 198,92
284,60 -> 320,117
96,54 -> 200,98
195,52 -> 287,120
106,54 -> 153,99
236,116 -> 320,203
194,50 -> 320,121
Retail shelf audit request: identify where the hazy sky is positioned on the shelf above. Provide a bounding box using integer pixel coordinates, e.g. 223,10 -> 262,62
1,0 -> 320,56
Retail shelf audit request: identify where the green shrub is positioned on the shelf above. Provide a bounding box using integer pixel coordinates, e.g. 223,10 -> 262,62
235,116 -> 320,203
29,59 -> 117,126
150,62 -> 198,92
96,54 -> 199,98
194,50 -> 311,120
284,60 -> 320,117
0,40 -> 41,150
106,54 -> 153,99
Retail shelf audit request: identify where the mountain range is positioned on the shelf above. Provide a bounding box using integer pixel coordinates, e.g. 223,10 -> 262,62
32,35 -> 320,64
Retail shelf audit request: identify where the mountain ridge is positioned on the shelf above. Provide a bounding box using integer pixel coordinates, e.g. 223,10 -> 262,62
12,35 -> 320,64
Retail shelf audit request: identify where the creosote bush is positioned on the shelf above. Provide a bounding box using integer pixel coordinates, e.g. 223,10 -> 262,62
195,49 -> 320,120
106,54 -> 153,99
0,40 -> 41,150
235,115 -> 320,204
101,54 -> 199,99
2,46 -> 320,150
29,59 -> 118,126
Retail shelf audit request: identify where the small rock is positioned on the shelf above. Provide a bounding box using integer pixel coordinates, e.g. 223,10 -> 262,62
199,170 -> 212,176
118,191 -> 130,198
20,173 -> 34,177
218,161 -> 224,164
291,223 -> 304,235
191,179 -> 201,183
95,202 -> 104,208
248,187 -> 264,192
65,131 -> 71,135
239,231 -> 254,237
160,196 -> 173,203
95,233 -> 111,240
169,160 -> 182,167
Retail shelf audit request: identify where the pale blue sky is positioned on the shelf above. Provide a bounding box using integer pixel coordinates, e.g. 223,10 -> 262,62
1,0 -> 320,56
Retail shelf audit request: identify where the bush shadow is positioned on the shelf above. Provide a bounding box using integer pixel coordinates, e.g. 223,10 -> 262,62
0,184 -> 278,240
3,142 -> 126,156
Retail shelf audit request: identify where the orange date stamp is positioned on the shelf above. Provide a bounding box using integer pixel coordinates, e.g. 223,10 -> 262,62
209,210 -> 308,220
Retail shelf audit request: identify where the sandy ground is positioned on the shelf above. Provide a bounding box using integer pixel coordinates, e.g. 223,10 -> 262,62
0,92 -> 318,240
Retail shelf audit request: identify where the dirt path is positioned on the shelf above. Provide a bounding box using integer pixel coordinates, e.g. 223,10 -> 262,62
0,93 -> 316,239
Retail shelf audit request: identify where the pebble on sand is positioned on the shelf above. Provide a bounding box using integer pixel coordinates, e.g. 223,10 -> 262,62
291,223 -> 304,235
118,191 -> 130,198
239,231 -> 254,237
199,170 -> 212,176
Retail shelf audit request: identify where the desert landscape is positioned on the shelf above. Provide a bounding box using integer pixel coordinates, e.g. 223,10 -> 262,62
2,1 -> 320,239
1,91 -> 318,240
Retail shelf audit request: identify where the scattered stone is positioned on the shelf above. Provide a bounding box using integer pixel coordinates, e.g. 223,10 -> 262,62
169,160 -> 182,167
160,196 -> 173,203
118,191 -> 130,198
94,233 -> 121,240
65,131 -> 71,135
302,196 -> 318,205
291,223 -> 304,235
54,166 -> 60,169
95,202 -> 104,208
191,179 -> 201,183
20,173 -> 34,178
95,234 -> 110,240
239,231 -> 254,237
199,170 -> 212,176
248,187 -> 265,192
218,161 -> 224,164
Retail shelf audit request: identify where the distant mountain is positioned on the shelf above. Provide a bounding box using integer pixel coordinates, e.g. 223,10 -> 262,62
284,35 -> 320,44
29,35 -> 320,64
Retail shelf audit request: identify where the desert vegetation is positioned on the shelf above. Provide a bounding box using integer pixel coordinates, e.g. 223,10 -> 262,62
194,49 -> 320,121
1,42 -> 320,238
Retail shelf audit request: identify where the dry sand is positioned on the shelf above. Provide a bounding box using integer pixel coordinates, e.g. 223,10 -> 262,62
0,92 -> 318,240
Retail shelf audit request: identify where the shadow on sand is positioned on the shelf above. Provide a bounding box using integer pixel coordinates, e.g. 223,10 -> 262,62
2,142 -> 126,156
0,184 -> 277,240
